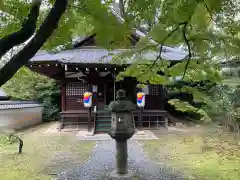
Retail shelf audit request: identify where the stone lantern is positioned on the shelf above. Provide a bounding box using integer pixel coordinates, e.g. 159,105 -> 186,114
105,89 -> 136,176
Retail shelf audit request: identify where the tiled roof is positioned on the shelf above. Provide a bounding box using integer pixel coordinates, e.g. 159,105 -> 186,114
30,47 -> 187,64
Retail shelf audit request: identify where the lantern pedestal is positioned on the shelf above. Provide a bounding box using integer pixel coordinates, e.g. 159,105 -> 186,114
116,140 -> 128,174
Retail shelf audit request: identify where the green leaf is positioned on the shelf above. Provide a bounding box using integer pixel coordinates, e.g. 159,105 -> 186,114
181,86 -> 209,102
149,74 -> 169,85
168,99 -> 211,122
168,99 -> 198,112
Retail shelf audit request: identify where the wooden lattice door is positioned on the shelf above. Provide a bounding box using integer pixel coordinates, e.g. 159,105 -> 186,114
66,82 -> 90,110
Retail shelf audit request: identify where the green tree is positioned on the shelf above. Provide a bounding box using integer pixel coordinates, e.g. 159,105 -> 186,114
204,84 -> 240,132
1,0 -> 240,121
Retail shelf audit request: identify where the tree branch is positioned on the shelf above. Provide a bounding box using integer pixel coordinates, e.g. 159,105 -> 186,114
150,23 -> 185,70
0,0 -> 42,59
135,23 -> 186,82
0,0 -> 68,86
147,23 -> 187,77
119,0 -> 125,18
0,131 -> 23,154
203,0 -> 213,21
9,134 -> 24,154
182,22 -> 192,80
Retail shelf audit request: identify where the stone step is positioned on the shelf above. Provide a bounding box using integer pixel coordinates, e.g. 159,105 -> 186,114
95,123 -> 111,127
96,115 -> 111,118
96,118 -> 111,122
95,127 -> 110,133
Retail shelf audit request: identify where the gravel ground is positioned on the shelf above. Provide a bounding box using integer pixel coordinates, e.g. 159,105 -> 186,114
57,140 -> 186,180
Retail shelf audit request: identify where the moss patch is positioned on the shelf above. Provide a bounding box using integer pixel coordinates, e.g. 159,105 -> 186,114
0,125 -> 95,180
142,132 -> 240,180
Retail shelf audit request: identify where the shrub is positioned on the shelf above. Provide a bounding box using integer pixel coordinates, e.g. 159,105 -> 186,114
2,67 -> 60,121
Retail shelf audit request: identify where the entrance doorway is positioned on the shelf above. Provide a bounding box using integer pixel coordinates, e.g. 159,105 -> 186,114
105,78 -> 136,105
117,78 -> 137,103
105,81 -> 117,105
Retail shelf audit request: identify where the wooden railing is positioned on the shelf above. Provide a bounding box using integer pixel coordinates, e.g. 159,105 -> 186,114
132,109 -> 168,129
59,110 -> 90,131
59,109 -> 169,131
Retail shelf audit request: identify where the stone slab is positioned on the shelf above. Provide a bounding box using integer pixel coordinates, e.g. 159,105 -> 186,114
76,130 -> 158,141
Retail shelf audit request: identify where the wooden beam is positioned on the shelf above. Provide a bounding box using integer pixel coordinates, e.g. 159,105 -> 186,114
28,64 -> 63,80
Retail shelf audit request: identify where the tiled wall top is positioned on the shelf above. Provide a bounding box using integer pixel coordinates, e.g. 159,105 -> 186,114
0,101 -> 43,110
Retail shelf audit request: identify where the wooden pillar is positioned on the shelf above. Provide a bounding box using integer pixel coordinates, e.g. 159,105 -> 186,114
59,83 -> 66,132
88,84 -> 93,132
61,83 -> 66,111
139,107 -> 143,130
88,107 -> 92,132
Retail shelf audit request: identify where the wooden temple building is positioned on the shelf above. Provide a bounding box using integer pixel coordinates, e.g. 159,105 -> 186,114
28,30 -> 186,134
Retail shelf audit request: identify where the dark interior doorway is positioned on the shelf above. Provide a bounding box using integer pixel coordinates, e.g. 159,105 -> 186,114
105,77 -> 137,105
118,79 -> 136,102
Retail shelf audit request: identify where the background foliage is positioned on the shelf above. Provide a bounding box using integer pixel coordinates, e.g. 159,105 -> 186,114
2,67 -> 60,121
203,83 -> 240,132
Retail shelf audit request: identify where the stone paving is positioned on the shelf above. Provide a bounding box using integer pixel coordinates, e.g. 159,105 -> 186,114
57,140 -> 186,180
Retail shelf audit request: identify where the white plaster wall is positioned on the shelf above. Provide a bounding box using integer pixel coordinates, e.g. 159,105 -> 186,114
0,106 -> 44,130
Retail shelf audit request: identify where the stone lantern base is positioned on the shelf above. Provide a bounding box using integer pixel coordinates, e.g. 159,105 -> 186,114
108,169 -> 134,179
